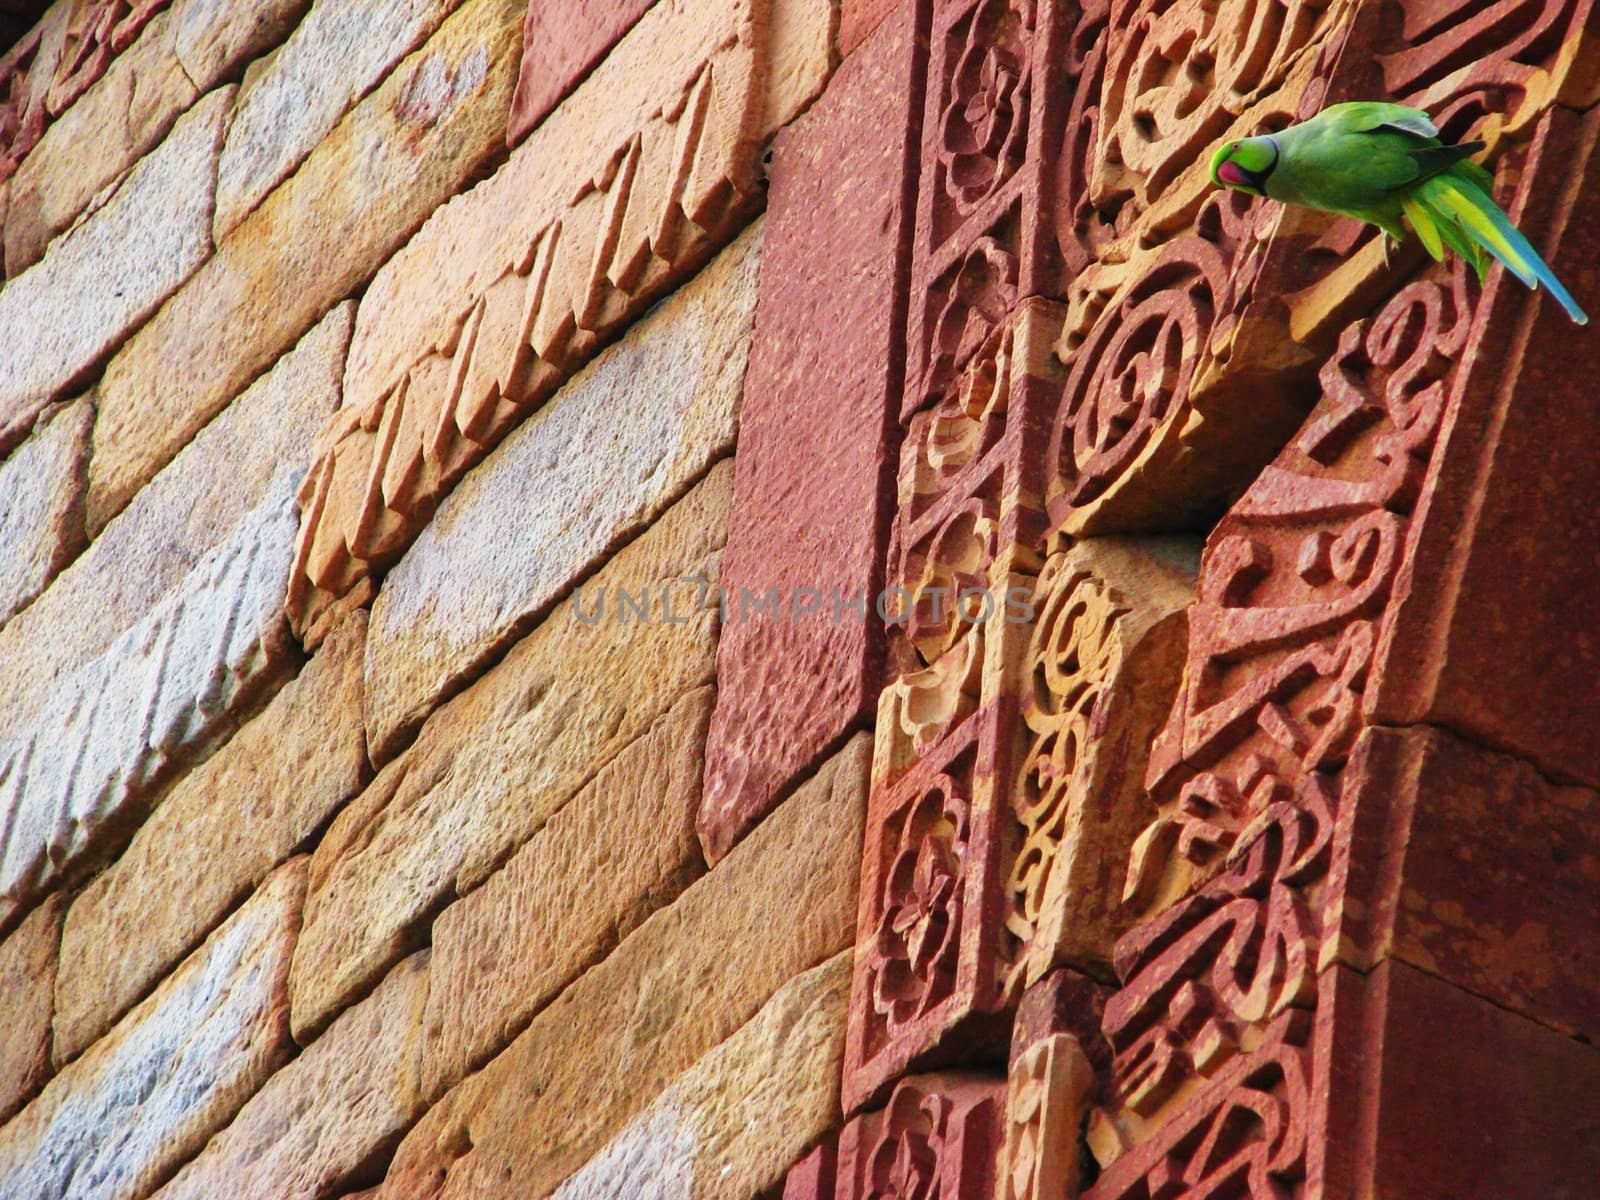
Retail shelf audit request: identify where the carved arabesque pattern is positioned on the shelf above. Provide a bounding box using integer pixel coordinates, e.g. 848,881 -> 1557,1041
1005,560 -> 1129,957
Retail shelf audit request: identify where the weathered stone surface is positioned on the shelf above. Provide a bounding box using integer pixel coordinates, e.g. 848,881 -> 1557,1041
214,0 -> 467,240
372,734 -> 870,1200
0,302 -> 348,739
0,893 -> 65,1123
291,466 -> 732,1039
88,0 -> 524,533
0,472 -> 301,913
4,10 -> 196,276
0,0 -> 301,276
1325,724 -> 1600,1043
839,0 -> 897,57
1317,961 -> 1600,1200
506,0 -> 655,144
546,950 -> 850,1200
0,861 -> 303,1200
0,396 -> 89,629
0,84 -> 230,448
157,950 -> 431,1200
1369,110 -> 1600,791
287,0 -> 832,646
0,4 -> 70,184
54,613 -> 369,1063
170,0 -> 310,93
423,686 -> 713,1098
699,8 -> 919,864
364,225 -> 761,756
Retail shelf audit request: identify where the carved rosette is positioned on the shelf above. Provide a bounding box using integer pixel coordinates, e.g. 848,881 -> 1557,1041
849,707 -> 1021,1111
286,56 -> 764,646
936,0 -> 1034,221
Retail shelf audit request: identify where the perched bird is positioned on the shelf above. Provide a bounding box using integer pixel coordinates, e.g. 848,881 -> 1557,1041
1210,101 -> 1587,324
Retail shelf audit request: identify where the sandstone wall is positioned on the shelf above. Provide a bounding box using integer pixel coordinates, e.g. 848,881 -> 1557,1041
0,1 -> 1595,1199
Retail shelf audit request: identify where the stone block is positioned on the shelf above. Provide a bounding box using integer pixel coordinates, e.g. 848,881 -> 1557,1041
506,0 -> 655,143
214,0 -> 467,240
156,950 -> 432,1200
0,5 -> 71,183
0,396 -> 89,628
54,612 -> 369,1063
1,0 -> 306,274
4,9 -> 196,277
88,0 -> 525,533
0,861 -> 303,1200
361,224 -> 761,756
0,893 -> 65,1123
290,466 -> 731,1040
370,734 -> 869,1200
1324,724 -> 1600,1043
422,685 -> 714,1098
169,0 -> 310,93
839,0 -> 897,57
0,84 -> 230,449
287,0 -> 834,646
1001,983 -> 1099,1200
1313,961 -> 1600,1200
698,7 -> 920,864
544,951 -> 850,1200
0,473 -> 301,913
783,1141 -> 837,1200
0,302 -> 348,747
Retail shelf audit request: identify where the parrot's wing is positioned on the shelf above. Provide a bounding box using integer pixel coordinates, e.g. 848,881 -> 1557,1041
1373,111 -> 1440,140
1325,101 -> 1439,140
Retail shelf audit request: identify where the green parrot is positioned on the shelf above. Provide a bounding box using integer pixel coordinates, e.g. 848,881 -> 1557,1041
1210,101 -> 1587,325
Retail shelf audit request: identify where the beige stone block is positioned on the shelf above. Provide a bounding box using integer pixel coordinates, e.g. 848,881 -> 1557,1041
54,613 -> 369,1063
363,224 -> 762,756
0,473 -> 303,912
89,0 -> 525,534
170,0 -> 310,93
4,10 -> 198,277
0,85 -> 231,448
0,397 -> 89,629
0,861 -> 303,1200
156,950 -> 431,1200
215,0 -> 467,240
0,302 -> 349,739
423,685 -> 714,1098
373,733 -> 869,1200
547,950 -> 850,1200
0,893 -> 66,1123
290,463 -> 732,1040
286,0 -> 835,644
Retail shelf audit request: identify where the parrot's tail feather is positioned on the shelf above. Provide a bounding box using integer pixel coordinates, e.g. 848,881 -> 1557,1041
1417,174 -> 1588,324
1401,195 -> 1445,261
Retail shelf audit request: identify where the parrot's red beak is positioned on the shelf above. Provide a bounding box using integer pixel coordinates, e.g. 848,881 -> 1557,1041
1216,160 -> 1252,187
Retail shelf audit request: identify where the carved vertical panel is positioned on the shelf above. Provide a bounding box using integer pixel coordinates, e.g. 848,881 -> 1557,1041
906,0 -> 1083,420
